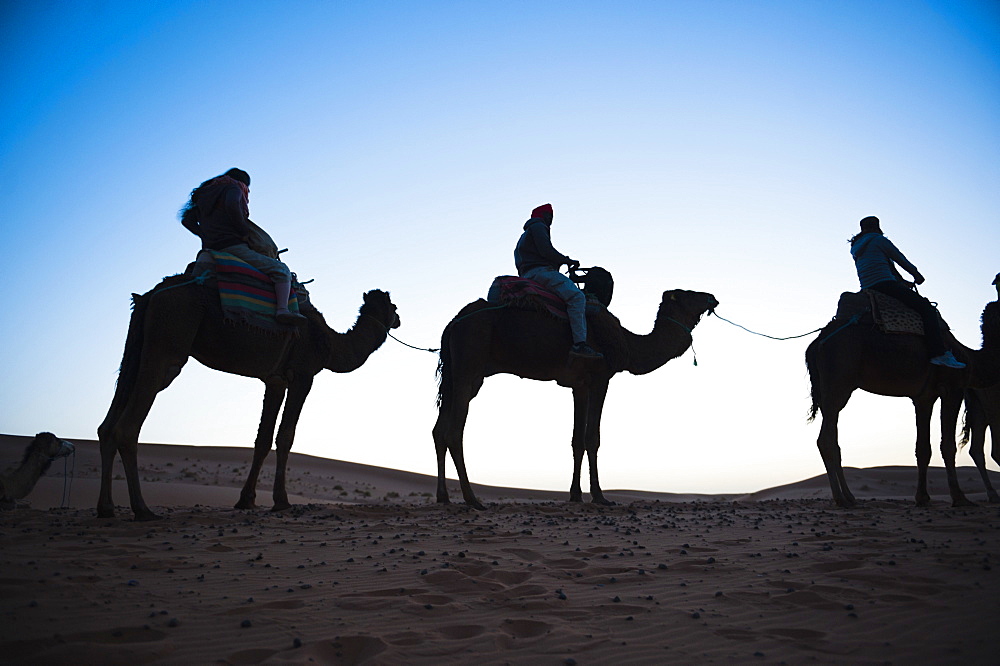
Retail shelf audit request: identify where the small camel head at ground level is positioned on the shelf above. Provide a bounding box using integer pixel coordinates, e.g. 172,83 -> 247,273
0,432 -> 75,507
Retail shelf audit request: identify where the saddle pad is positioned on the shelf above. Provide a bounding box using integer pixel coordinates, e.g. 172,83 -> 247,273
834,289 -> 935,336
487,276 -> 569,319
869,290 -> 926,335
211,251 -> 300,332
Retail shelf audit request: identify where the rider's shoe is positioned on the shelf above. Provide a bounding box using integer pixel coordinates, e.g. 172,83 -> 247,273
570,342 -> 604,359
276,309 -> 308,326
930,351 -> 966,369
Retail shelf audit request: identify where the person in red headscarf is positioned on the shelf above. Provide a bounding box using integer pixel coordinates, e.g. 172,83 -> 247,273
514,203 -> 602,359
180,168 -> 305,325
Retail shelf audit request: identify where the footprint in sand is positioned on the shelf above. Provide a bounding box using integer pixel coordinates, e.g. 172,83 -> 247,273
436,624 -> 487,640
500,618 -> 552,639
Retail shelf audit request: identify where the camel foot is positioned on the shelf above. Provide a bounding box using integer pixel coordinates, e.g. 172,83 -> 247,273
134,510 -> 162,522
96,506 -> 115,519
951,496 -> 977,508
591,496 -> 615,506
271,502 -> 292,512
568,494 -> 583,503
915,497 -> 931,508
234,499 -> 255,510
436,495 -> 451,505
467,499 -> 487,511
834,498 -> 857,509
987,494 -> 1000,504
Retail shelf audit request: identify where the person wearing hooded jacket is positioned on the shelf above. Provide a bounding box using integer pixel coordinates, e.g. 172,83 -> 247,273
849,215 -> 964,369
514,203 -> 602,359
180,168 -> 306,325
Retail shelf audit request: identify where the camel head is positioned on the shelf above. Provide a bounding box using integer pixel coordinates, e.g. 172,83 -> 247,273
658,290 -> 719,328
26,432 -> 75,465
361,289 -> 400,330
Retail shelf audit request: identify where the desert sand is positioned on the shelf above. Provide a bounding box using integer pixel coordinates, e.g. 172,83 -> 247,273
2,433 -> 999,664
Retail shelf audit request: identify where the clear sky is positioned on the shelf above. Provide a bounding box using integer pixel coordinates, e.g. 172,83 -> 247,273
2,0 -> 998,495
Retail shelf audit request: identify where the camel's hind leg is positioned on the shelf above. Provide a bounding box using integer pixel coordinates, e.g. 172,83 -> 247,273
433,378 -> 485,510
100,359 -> 186,521
236,383 -> 285,510
816,390 -> 856,508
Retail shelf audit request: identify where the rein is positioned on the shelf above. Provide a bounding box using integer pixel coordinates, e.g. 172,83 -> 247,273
60,450 -> 76,509
710,311 -> 824,341
362,313 -> 441,353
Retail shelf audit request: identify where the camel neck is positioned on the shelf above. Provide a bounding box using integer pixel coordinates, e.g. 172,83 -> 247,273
623,308 -> 696,376
324,311 -> 390,373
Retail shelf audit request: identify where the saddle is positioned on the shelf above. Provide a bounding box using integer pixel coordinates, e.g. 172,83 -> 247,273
835,289 -> 948,335
186,250 -> 309,332
486,266 -> 614,320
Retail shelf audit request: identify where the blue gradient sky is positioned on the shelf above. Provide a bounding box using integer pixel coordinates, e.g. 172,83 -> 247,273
2,1 -> 998,494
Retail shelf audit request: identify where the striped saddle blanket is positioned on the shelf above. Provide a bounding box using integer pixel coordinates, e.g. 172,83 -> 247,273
210,251 -> 302,332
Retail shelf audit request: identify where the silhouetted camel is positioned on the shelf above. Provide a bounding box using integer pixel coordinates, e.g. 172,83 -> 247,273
98,274 -> 399,520
806,295 -> 1000,508
1,433 -> 74,509
434,289 -> 718,509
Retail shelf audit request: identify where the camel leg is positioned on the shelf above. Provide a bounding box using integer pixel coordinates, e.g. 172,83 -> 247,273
433,371 -> 485,510
966,395 -> 999,503
816,399 -> 856,508
939,391 -> 974,507
271,377 -> 313,511
568,387 -> 587,502
97,434 -> 119,518
236,383 -> 285,510
913,398 -> 934,507
432,410 -> 453,504
582,381 -> 613,506
100,358 -> 187,521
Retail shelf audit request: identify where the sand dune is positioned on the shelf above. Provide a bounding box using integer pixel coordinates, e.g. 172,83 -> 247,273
2,433 -> 998,664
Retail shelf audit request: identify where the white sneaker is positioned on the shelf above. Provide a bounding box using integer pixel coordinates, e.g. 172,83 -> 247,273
930,351 -> 966,369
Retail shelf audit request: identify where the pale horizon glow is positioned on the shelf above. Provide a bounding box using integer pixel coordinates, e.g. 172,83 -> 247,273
1,1 -> 998,496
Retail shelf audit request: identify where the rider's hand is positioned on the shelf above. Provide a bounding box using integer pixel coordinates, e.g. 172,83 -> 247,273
567,259 -> 580,270
913,273 -> 925,286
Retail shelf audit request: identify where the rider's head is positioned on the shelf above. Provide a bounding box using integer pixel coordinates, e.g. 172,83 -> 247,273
531,203 -> 553,222
859,216 -> 881,233
224,168 -> 251,187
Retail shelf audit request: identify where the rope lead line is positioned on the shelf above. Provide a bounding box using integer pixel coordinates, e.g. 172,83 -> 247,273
711,312 -> 823,341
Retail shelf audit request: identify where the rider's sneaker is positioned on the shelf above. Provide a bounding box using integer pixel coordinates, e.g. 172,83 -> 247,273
276,309 -> 308,326
930,351 -> 966,369
570,342 -> 604,359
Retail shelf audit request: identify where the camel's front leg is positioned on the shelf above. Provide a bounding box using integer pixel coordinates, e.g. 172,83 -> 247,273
272,377 -> 313,511
584,381 -> 614,506
569,387 -> 587,502
939,391 -> 975,507
236,383 -> 285,510
913,398 -> 934,507
433,377 -> 485,510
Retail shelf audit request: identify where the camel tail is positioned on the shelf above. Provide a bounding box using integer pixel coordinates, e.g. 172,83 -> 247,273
102,291 -> 151,428
805,338 -> 821,423
435,322 -> 453,410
